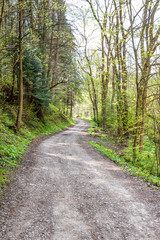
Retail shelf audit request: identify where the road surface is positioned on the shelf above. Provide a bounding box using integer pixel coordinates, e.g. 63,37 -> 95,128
0,120 -> 160,240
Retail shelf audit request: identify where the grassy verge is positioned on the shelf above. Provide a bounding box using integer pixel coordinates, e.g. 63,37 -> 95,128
0,104 -> 75,190
88,121 -> 160,188
90,141 -> 160,187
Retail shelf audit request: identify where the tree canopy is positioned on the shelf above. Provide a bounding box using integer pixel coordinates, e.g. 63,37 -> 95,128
0,0 -> 160,176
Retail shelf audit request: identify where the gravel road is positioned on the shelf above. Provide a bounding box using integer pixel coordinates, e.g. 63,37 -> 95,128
0,119 -> 160,240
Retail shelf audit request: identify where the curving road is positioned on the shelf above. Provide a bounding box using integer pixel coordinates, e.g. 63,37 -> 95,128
0,120 -> 160,240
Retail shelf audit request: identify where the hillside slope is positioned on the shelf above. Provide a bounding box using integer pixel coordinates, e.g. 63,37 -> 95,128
0,104 -> 74,191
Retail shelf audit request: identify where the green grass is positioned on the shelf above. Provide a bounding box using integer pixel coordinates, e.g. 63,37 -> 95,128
90,141 -> 160,188
88,120 -> 160,188
81,118 -> 92,122
0,104 -> 74,190
123,137 -> 157,175
88,120 -> 111,140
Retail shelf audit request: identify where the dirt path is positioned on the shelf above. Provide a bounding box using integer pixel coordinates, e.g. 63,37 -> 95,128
0,120 -> 160,240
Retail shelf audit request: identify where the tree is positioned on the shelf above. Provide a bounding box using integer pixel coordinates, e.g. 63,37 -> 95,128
0,0 -> 5,32
85,0 -> 114,130
127,0 -> 160,155
0,0 -> 80,127
77,10 -> 99,122
16,0 -> 23,130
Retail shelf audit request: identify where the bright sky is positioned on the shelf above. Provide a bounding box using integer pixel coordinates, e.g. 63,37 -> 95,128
66,0 -> 101,52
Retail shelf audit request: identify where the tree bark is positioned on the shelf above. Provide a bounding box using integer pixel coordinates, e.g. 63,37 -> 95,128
111,65 -> 115,119
0,0 -> 4,32
52,8 -> 62,85
101,32 -> 107,130
16,0 -> 23,130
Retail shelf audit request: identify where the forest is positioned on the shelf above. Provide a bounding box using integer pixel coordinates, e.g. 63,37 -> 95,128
0,0 -> 160,187
71,0 -> 160,180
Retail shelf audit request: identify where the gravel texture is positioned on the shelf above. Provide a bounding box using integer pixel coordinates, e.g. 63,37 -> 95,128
0,119 -> 160,240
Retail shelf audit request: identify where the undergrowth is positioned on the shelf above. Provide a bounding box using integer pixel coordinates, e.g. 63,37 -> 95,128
89,121 -> 160,188
0,104 -> 74,190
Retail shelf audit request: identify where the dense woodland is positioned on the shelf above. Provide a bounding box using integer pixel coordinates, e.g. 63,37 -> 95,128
73,0 -> 160,177
0,0 -> 160,180
0,0 -> 81,127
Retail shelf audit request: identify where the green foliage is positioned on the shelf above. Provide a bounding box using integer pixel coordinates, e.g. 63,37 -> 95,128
88,120 -> 108,140
124,137 -> 157,175
0,0 -> 81,120
103,97 -> 118,132
0,104 -> 74,190
23,50 -> 52,112
88,120 -> 99,134
90,141 -> 160,187
88,121 -> 160,186
81,118 -> 92,121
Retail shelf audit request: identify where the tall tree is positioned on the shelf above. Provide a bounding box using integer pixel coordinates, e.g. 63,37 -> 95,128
0,0 -> 5,32
16,0 -> 23,130
85,0 -> 113,130
127,0 -> 160,155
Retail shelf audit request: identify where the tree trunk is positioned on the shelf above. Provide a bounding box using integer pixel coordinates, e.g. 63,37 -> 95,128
70,91 -> 73,118
139,70 -> 149,151
111,66 -> 115,118
89,68 -> 99,123
10,62 -> 16,101
101,32 -> 107,130
52,9 -> 62,85
0,0 -> 4,32
16,0 -> 23,130
87,81 -> 96,121
47,9 -> 55,78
